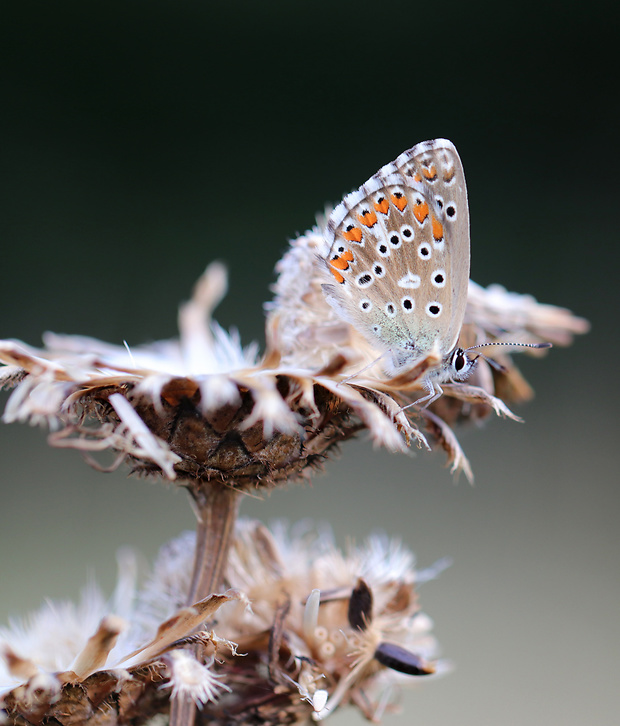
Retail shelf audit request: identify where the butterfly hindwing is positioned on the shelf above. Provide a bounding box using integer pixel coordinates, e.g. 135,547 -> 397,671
323,139 -> 469,368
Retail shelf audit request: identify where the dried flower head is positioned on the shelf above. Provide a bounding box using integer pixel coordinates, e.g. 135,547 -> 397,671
214,519 -> 444,724
1,519 -> 442,725
0,235 -> 587,491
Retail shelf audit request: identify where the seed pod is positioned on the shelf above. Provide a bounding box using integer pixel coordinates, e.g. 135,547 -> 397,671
374,642 -> 435,676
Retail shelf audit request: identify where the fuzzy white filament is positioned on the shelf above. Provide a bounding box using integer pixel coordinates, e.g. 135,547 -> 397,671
164,651 -> 231,707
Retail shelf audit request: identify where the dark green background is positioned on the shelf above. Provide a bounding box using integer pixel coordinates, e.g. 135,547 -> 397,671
1,3 -> 617,725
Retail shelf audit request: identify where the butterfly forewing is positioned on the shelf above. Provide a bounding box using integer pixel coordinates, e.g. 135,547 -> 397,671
323,139 -> 469,368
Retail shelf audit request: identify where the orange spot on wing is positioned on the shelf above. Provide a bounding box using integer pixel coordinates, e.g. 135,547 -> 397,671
413,172 -> 422,182
413,200 -> 429,223
341,249 -> 354,262
422,165 -> 437,181
330,254 -> 351,270
390,193 -> 408,212
358,210 -> 378,227
432,215 -> 444,241
443,167 -> 455,182
374,197 -> 390,214
329,266 -> 345,284
343,227 -> 363,243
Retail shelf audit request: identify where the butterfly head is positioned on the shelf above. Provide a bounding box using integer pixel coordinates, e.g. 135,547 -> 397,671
387,341 -> 476,382
443,340 -> 553,383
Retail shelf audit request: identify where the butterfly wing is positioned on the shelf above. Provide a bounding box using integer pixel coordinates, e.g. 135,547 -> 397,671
322,139 -> 470,368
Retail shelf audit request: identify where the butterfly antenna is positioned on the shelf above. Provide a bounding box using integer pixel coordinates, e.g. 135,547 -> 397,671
465,341 -> 552,353
465,341 -> 552,372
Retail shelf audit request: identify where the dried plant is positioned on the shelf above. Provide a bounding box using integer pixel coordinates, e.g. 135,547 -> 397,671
0,211 -> 588,725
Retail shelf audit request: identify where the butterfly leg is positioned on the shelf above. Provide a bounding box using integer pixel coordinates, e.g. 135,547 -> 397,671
398,380 -> 443,414
415,379 -> 444,409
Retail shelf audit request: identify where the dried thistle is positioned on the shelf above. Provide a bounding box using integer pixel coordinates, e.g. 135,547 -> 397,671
0,202 -> 587,724
0,252 -> 586,490
0,519 -> 443,726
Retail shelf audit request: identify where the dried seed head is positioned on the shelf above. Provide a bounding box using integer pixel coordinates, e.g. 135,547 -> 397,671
0,264 -> 372,491
0,519 -> 445,725
1,238 -> 588,489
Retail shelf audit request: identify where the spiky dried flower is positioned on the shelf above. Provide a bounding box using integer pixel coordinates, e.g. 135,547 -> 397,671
0,218 -> 588,725
0,240 -> 587,489
1,519 -> 443,725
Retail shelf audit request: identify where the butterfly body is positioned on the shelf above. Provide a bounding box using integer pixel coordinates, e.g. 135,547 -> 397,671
321,139 -> 475,394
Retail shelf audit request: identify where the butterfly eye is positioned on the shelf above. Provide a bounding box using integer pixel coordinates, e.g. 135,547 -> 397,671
431,269 -> 446,288
418,242 -> 432,259
425,302 -> 442,318
453,349 -> 467,372
373,264 -> 386,278
445,203 -> 457,219
360,299 -> 372,312
376,241 -> 390,257
401,297 -> 415,313
450,349 -> 474,379
450,349 -> 476,380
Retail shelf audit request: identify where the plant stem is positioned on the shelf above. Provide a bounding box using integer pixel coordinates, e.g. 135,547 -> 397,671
187,482 -> 240,604
169,481 -> 240,726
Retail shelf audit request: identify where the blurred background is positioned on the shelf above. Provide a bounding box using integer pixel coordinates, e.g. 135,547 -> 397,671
1,2 -> 617,724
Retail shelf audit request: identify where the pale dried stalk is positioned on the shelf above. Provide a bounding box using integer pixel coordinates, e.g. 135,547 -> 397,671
187,483 -> 241,605
170,482 -> 241,726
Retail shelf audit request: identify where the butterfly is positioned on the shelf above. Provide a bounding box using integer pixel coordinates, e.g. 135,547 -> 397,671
321,139 -> 475,404
321,138 -> 550,406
